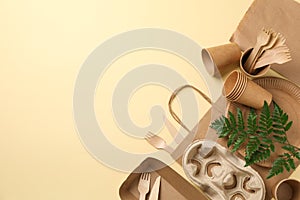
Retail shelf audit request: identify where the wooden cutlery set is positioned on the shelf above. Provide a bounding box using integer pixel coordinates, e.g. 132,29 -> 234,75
138,173 -> 161,200
243,29 -> 291,75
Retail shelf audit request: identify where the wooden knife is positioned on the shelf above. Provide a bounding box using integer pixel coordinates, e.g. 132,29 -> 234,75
148,176 -> 161,200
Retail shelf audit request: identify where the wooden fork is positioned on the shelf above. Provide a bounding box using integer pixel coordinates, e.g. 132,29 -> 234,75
145,132 -> 174,153
253,53 -> 292,69
138,173 -> 151,200
244,29 -> 271,72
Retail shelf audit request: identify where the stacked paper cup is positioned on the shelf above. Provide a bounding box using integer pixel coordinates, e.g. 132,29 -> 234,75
224,70 -> 272,109
224,71 -> 248,101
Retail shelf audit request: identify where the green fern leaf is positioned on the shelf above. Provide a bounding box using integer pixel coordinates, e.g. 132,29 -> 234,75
281,113 -> 288,125
237,108 -> 244,131
273,135 -> 287,144
210,100 -> 297,179
273,129 -> 286,135
262,138 -> 272,144
270,143 -> 275,152
210,116 -> 226,136
246,136 -> 260,159
288,158 -> 296,170
267,157 -> 285,179
259,102 -> 273,138
282,145 -> 296,154
247,109 -> 258,135
295,152 -> 300,160
274,101 -> 283,115
283,161 -> 291,172
245,147 -> 270,166
232,131 -> 247,152
261,101 -> 271,120
224,117 -> 231,129
227,129 -> 238,147
228,111 -> 236,128
285,121 -> 293,131
273,123 -> 284,129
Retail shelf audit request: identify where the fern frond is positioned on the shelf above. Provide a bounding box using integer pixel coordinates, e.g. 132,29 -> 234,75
210,100 -> 298,179
273,135 -> 287,144
228,111 -> 236,128
245,147 -> 271,166
227,129 -> 238,147
285,121 -> 293,131
247,109 -> 258,135
237,108 -> 244,131
267,157 -> 285,179
245,136 -> 260,159
258,102 -> 272,137
282,145 -> 296,154
287,158 -> 296,170
232,131 -> 247,152
210,116 -> 226,136
295,152 -> 300,160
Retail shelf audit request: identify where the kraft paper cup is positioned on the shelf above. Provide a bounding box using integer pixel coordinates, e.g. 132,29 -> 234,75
224,71 -> 247,101
224,70 -> 272,109
272,178 -> 300,200
202,42 -> 241,77
227,72 -> 248,101
226,77 -> 247,101
240,48 -> 271,78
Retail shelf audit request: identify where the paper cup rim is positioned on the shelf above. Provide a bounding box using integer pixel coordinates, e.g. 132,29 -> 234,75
240,48 -> 271,78
273,178 -> 300,200
228,72 -> 248,99
224,71 -> 248,101
201,48 -> 217,76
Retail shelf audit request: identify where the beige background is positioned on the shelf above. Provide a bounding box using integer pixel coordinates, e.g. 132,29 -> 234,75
0,0 -> 264,199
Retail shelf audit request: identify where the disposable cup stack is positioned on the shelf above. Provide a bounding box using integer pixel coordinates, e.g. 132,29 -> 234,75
224,70 -> 272,109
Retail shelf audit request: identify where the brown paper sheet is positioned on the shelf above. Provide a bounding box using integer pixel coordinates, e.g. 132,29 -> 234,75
230,0 -> 300,86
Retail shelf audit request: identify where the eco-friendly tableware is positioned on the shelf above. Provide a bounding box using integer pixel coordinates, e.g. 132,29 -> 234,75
224,71 -> 248,101
119,158 -> 208,200
148,176 -> 161,200
145,132 -> 174,154
138,173 -> 151,200
253,52 -> 292,69
182,140 -> 266,200
248,30 -> 279,73
201,42 -> 241,77
256,46 -> 289,62
272,178 -> 300,200
244,29 -> 271,72
240,48 -> 271,78
240,28 -> 291,76
224,70 -> 272,109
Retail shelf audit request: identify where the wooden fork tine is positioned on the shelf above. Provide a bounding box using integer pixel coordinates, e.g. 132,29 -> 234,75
146,131 -> 155,138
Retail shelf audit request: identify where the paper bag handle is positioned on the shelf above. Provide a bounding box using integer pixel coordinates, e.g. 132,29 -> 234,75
168,85 -> 212,132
